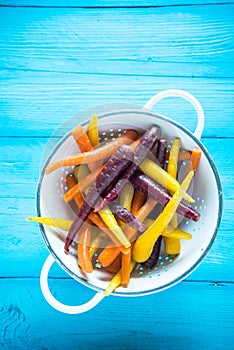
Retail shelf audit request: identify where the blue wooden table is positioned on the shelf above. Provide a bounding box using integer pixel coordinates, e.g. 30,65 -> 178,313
1,1 -> 233,349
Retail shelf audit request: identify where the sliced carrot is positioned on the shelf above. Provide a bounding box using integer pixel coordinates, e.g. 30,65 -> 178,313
45,130 -> 137,174
77,223 -> 93,273
71,124 -> 101,171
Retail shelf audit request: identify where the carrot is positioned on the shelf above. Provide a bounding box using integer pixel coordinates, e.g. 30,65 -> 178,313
98,246 -> 121,267
164,138 -> 181,255
104,260 -> 136,296
186,147 -> 202,175
66,175 -> 129,254
96,126 -> 160,211
98,206 -> 131,249
88,114 -> 100,147
71,124 -> 101,171
106,255 -> 122,274
119,182 -> 135,287
64,165 -> 104,203
65,145 -> 134,253
121,248 -> 132,287
178,151 -> 191,161
26,216 -> 72,231
98,198 -> 157,267
77,223 -> 93,273
45,129 -> 137,174
89,229 -> 107,258
132,171 -> 194,263
131,189 -> 146,216
139,158 -> 194,203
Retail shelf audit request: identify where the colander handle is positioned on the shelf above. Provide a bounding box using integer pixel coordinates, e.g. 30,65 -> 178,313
143,89 -> 204,140
40,254 -> 105,314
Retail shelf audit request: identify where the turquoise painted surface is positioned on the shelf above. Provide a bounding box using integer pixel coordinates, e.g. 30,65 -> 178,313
0,1 -> 233,349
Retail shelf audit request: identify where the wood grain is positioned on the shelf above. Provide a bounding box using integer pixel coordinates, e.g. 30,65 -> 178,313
1,6 -> 233,78
0,279 -> 233,349
1,71 -> 234,137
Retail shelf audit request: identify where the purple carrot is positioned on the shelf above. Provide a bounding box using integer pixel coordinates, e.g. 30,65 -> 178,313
156,138 -> 168,170
95,125 -> 161,211
131,172 -> 200,222
111,204 -> 146,232
64,145 -> 134,253
142,236 -> 163,268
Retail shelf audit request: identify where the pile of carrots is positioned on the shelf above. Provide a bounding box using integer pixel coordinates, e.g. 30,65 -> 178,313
28,114 -> 202,296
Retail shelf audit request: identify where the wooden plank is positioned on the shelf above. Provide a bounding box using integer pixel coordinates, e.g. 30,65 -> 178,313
0,137 -> 232,280
1,6 -> 233,79
1,1 -> 233,7
0,279 -> 233,349
1,71 -> 234,137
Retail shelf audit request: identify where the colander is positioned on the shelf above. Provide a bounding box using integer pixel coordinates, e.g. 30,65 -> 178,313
37,89 -> 222,314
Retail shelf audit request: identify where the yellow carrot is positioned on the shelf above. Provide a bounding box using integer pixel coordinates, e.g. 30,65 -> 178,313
26,216 -> 72,231
140,158 -> 194,203
88,114 -> 100,147
104,261 -> 136,296
119,183 -> 134,287
99,206 -> 131,248
132,171 -> 194,263
144,219 -> 192,240
119,183 -> 134,212
89,231 -> 107,258
165,138 -> 181,255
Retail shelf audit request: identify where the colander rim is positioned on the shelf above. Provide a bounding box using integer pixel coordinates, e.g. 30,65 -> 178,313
36,108 -> 223,297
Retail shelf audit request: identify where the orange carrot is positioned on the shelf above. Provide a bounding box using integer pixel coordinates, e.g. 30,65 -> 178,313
66,175 -> 129,254
98,198 -> 157,267
98,246 -> 121,267
186,147 -> 202,175
77,223 -> 93,273
45,130 -> 137,174
64,165 -> 104,203
71,125 -> 101,171
106,254 -> 122,274
131,189 -> 146,216
121,248 -> 132,287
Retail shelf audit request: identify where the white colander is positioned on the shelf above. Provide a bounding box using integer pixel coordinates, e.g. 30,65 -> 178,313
37,89 -> 222,314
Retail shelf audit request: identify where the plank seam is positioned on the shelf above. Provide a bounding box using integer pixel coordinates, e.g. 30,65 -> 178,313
0,276 -> 233,284
0,2 -> 234,9
2,68 -> 234,80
